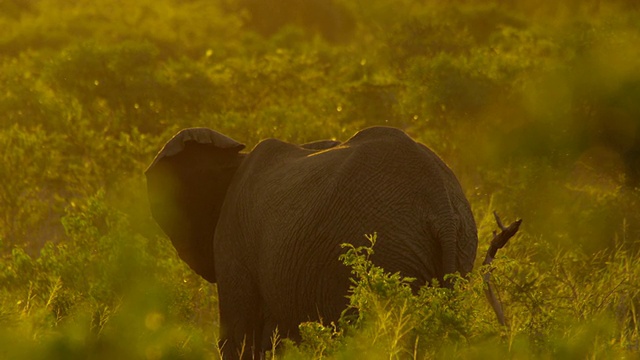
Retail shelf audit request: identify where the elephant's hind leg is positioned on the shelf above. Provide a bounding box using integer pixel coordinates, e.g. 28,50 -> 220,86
216,272 -> 263,359
259,316 -> 280,355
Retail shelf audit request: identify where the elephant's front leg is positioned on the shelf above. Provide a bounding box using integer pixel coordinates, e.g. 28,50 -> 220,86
216,272 -> 264,360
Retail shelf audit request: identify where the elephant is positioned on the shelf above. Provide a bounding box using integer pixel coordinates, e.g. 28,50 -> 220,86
145,126 -> 478,359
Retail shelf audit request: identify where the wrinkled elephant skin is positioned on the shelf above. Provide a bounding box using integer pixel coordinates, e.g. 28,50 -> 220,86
145,126 -> 477,359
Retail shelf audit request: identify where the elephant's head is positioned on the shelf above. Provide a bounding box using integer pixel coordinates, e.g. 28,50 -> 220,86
145,128 -> 245,282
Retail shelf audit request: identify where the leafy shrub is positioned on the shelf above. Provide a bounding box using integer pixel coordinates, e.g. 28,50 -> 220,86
276,232 -> 639,359
0,125 -> 67,250
0,191 -> 218,359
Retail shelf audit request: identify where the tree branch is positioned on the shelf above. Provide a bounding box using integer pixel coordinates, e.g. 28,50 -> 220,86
483,212 -> 522,327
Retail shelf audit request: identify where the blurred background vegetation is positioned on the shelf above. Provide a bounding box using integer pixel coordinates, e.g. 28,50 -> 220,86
1,0 -> 639,358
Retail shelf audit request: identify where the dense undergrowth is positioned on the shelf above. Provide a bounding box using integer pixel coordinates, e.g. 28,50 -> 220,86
1,0 -> 639,358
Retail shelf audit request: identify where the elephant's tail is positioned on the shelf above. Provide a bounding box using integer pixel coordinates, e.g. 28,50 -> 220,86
438,222 -> 458,287
430,187 -> 477,286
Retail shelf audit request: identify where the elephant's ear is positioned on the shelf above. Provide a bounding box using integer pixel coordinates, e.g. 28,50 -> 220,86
145,128 -> 245,283
147,127 -> 245,169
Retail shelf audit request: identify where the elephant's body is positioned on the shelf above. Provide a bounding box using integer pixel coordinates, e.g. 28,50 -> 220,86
146,126 -> 477,359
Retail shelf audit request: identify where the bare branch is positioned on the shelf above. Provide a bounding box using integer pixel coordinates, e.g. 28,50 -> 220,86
483,213 -> 522,327
494,211 -> 506,231
484,212 -> 522,265
483,272 -> 506,326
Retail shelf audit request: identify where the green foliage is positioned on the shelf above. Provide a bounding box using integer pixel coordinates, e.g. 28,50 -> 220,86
336,234 -> 484,358
276,234 -> 639,359
0,191 -> 218,359
1,0 -> 640,358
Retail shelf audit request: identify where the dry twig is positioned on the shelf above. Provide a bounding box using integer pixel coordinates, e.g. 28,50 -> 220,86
483,212 -> 522,326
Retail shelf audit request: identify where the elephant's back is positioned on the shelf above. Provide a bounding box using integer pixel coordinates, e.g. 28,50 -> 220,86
217,129 -> 477,331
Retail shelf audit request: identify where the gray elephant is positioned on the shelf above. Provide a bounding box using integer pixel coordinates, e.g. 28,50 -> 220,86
145,126 -> 478,359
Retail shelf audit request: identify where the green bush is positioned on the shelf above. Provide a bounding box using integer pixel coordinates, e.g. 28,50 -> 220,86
0,191 -> 218,359
274,232 -> 639,359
